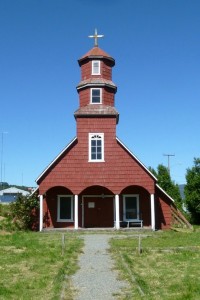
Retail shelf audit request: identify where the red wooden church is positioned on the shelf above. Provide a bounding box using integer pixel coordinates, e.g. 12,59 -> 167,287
36,30 -> 178,231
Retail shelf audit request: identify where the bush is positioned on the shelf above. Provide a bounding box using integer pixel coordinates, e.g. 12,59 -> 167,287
0,203 -> 18,231
10,193 -> 39,230
0,203 -> 10,217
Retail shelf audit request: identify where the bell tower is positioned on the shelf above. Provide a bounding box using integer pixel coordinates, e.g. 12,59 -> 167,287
74,29 -> 119,121
74,30 -> 119,162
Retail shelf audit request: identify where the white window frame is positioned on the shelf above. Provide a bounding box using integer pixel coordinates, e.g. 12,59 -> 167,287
123,195 -> 139,221
90,88 -> 102,104
88,133 -> 104,162
92,60 -> 100,75
57,195 -> 73,222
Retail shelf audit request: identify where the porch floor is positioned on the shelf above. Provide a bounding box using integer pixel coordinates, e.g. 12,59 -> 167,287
42,226 -> 152,232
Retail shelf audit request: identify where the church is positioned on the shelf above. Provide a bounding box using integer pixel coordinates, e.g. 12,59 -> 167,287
36,30 -> 181,231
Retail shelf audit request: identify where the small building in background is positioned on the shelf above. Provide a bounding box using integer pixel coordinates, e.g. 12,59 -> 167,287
0,187 -> 30,203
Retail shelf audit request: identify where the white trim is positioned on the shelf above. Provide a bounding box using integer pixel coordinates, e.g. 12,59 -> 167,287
57,195 -> 73,222
123,194 -> 139,221
92,60 -> 101,75
39,195 -> 43,232
151,194 -> 155,231
156,184 -> 175,202
88,133 -> 104,162
90,88 -> 102,104
36,137 -> 77,183
74,195 -> 78,229
116,137 -> 158,181
115,195 -> 120,229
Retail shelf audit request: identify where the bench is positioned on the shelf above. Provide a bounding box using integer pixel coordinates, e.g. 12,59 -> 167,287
115,220 -> 143,228
127,220 -> 143,228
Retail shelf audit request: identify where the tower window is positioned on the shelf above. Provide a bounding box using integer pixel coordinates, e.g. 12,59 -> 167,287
92,60 -> 100,75
91,88 -> 102,104
89,133 -> 104,162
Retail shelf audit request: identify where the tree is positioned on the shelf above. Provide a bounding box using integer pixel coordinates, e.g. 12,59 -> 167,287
10,193 -> 39,230
184,158 -> 200,224
149,164 -> 183,209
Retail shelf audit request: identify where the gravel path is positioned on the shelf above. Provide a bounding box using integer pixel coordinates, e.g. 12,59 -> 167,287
71,234 -> 128,300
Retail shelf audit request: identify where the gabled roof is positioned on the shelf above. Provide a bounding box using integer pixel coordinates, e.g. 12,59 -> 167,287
116,137 -> 158,181
36,136 -> 158,186
36,137 -> 77,184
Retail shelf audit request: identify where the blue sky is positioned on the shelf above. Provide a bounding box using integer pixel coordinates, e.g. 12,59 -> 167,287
0,0 -> 199,187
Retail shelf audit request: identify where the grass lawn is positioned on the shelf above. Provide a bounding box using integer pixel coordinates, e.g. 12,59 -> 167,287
0,226 -> 200,300
0,231 -> 83,300
110,228 -> 200,300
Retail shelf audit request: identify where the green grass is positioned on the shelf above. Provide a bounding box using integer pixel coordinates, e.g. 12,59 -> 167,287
110,229 -> 200,300
1,226 -> 200,300
0,231 -> 83,299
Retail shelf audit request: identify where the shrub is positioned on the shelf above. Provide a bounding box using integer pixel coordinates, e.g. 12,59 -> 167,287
10,193 -> 39,230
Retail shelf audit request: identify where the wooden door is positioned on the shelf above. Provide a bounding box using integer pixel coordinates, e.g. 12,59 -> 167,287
84,197 -> 114,227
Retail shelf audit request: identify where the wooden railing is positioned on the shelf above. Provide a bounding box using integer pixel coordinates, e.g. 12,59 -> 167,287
171,205 -> 193,229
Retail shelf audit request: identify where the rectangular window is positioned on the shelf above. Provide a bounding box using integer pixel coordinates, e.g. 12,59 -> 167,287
91,88 -> 102,104
57,195 -> 73,222
89,133 -> 104,162
92,60 -> 100,75
123,195 -> 139,220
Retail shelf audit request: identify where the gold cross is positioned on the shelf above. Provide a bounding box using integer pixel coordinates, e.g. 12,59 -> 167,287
88,28 -> 104,47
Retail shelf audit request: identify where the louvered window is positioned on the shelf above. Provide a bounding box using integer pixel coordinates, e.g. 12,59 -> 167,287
92,60 -> 100,75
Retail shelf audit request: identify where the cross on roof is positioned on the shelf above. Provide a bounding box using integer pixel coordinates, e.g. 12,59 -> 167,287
88,29 -> 104,47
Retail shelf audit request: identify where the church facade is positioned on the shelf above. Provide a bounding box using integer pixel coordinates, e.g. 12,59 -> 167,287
36,32 -> 177,231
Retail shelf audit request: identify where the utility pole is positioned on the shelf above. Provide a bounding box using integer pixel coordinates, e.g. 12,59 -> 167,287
1,132 -> 8,188
163,154 -> 175,175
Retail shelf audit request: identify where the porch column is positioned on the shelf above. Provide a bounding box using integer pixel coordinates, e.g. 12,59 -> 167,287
74,195 -> 78,230
151,194 -> 155,231
39,195 -> 43,232
115,194 -> 120,230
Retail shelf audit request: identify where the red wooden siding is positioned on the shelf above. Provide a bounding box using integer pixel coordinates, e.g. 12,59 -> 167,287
155,186 -> 173,229
78,87 -> 115,107
38,128 -> 155,196
80,60 -> 112,81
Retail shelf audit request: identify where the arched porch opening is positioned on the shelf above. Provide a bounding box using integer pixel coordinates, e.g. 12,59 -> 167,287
80,185 -> 114,228
43,186 -> 74,228
119,185 -> 151,227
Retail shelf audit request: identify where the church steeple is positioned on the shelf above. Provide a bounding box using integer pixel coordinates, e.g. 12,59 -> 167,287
74,30 -> 119,123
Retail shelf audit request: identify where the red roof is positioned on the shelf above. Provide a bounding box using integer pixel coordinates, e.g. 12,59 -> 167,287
78,47 -> 115,66
81,46 -> 111,58
74,104 -> 119,123
76,78 -> 117,91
